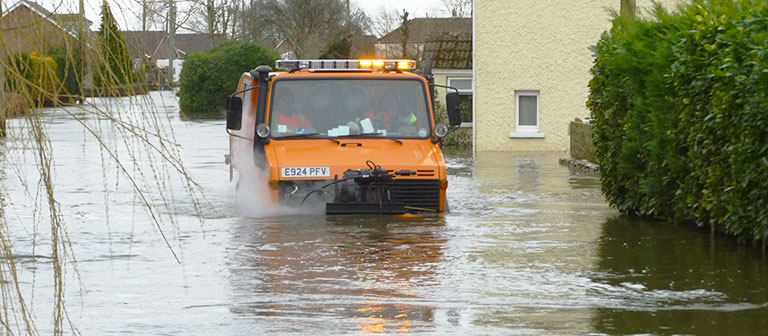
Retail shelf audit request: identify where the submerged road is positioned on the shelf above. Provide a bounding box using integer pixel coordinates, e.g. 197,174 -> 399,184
0,91 -> 766,334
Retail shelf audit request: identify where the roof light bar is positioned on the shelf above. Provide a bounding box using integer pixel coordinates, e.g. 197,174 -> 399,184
275,59 -> 416,72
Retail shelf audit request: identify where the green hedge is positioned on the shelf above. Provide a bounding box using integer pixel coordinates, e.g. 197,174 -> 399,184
178,41 -> 278,114
588,0 -> 768,241
49,48 -> 83,96
4,52 -> 60,102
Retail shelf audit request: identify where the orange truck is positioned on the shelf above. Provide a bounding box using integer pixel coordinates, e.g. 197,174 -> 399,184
225,59 -> 462,214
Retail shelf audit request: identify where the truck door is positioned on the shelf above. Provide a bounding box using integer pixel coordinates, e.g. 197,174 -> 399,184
230,79 -> 258,172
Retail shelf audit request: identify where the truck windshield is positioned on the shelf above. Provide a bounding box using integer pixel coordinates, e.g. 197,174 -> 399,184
269,79 -> 431,139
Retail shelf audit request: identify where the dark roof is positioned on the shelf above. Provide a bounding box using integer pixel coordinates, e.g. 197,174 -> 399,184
377,17 -> 471,43
422,33 -> 472,69
121,31 -> 227,60
360,34 -> 378,46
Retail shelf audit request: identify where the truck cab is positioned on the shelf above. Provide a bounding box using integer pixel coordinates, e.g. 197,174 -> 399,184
226,59 -> 462,214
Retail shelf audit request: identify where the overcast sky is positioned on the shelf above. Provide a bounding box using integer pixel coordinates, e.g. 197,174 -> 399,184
7,0 -> 451,32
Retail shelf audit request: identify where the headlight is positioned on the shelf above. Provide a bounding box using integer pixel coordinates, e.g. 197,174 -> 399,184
256,123 -> 271,138
434,123 -> 449,138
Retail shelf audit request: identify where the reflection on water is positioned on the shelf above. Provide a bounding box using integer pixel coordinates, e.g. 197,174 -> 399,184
0,93 -> 765,334
591,216 -> 768,335
226,216 -> 444,333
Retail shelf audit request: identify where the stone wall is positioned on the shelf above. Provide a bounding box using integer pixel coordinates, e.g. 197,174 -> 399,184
442,127 -> 472,147
434,98 -> 472,147
569,120 -> 596,162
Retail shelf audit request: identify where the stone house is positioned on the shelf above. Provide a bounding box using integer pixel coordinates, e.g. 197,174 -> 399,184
473,0 -> 682,151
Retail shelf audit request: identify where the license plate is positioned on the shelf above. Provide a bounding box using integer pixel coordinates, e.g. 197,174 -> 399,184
281,167 -> 331,178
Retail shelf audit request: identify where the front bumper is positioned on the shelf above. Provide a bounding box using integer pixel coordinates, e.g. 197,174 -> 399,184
278,179 -> 442,214
326,202 -> 407,214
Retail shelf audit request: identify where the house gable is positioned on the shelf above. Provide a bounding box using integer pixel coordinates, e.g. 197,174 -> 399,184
2,0 -> 82,54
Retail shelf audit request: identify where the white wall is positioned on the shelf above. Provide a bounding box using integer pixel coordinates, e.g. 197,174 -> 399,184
156,59 -> 184,82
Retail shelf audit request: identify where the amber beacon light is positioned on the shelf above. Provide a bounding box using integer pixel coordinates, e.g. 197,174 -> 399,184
275,59 -> 416,72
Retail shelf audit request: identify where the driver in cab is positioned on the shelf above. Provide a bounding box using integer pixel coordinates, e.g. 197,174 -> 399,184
273,88 -> 314,134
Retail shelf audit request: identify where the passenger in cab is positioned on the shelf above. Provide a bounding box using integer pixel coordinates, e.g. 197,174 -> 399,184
273,88 -> 313,134
364,89 -> 397,132
364,88 -> 420,135
341,87 -> 368,134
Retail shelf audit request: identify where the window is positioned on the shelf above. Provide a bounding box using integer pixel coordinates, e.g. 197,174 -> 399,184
515,91 -> 540,133
447,77 -> 473,123
448,78 -> 472,93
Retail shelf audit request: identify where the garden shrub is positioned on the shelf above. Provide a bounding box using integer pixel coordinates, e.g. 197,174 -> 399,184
50,48 -> 83,96
178,41 -> 278,114
588,0 -> 768,241
5,52 -> 61,103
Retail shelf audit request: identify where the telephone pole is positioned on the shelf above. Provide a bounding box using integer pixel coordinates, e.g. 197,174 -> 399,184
1,1 -> 7,137
142,0 -> 147,61
79,0 -> 86,100
166,0 -> 176,90
346,0 -> 350,23
620,0 -> 636,16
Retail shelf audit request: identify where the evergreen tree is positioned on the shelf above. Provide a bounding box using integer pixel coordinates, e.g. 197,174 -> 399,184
319,36 -> 351,59
98,0 -> 134,86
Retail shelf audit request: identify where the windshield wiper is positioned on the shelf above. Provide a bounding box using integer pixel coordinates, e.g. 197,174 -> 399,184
275,132 -> 340,144
335,132 -> 403,145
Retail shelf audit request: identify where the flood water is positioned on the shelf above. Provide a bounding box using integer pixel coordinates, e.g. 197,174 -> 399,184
1,92 -> 766,335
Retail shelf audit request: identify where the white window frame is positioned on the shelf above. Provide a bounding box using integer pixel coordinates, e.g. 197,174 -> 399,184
447,77 -> 473,128
515,90 -> 540,134
447,77 -> 472,94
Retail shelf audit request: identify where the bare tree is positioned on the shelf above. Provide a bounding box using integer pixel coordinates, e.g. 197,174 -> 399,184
399,9 -> 410,58
441,0 -> 471,18
620,0 -> 636,16
371,8 -> 421,59
242,0 -> 369,59
185,0 -> 243,43
371,7 -> 401,38
1,1 -> 5,137
143,0 -> 193,32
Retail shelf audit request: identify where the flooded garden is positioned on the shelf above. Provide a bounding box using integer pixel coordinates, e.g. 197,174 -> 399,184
1,92 -> 766,334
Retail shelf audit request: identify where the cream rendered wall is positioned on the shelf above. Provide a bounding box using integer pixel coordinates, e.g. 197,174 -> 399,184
474,0 -> 681,151
433,73 -> 448,106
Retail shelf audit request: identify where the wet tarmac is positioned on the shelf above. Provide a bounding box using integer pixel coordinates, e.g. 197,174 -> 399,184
1,92 -> 766,335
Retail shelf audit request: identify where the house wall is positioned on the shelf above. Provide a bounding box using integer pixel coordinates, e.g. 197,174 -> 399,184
155,59 -> 184,82
2,6 -> 76,55
474,0 -> 682,151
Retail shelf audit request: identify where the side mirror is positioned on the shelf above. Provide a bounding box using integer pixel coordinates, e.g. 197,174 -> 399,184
445,92 -> 463,126
227,96 -> 243,130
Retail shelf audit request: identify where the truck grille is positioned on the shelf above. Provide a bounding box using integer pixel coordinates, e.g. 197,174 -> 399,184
389,179 -> 441,211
